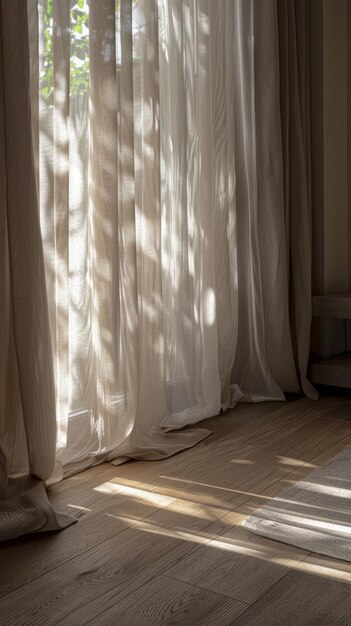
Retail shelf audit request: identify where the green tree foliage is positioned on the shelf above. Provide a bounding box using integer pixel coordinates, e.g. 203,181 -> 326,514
40,0 -> 140,103
41,0 -> 90,101
70,0 -> 90,96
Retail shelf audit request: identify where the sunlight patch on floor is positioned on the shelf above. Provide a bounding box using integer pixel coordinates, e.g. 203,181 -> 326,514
94,481 -> 175,507
67,504 -> 92,512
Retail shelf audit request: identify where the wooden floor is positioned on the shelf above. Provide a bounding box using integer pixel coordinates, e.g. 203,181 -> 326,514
2,393 -> 351,625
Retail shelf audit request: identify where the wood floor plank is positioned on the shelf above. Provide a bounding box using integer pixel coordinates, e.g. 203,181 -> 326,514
295,553 -> 351,583
0,487 -> 177,600
232,568 -> 351,625
0,512 -> 130,600
253,436 -> 351,500
167,417 -> 338,487
320,402 -> 351,422
43,505 -> 229,626
225,435 -> 351,526
164,509 -> 308,606
0,511 -> 224,626
162,414 -> 351,507
87,575 -> 247,626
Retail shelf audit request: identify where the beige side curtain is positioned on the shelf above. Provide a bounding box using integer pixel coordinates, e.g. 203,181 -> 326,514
24,0 -> 316,481
0,0 -> 74,540
0,0 -> 55,485
277,0 -> 316,400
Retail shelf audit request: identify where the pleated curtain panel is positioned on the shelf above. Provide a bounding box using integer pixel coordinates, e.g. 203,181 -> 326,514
0,0 -> 316,540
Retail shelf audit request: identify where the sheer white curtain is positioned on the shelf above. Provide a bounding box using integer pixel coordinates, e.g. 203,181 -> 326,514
25,0 -> 315,480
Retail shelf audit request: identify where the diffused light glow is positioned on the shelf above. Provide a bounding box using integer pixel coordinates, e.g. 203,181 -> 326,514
203,288 -> 216,326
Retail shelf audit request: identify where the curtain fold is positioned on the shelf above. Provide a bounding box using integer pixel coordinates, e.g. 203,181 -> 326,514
0,0 -> 74,540
1,0 -> 56,482
4,0 -> 316,482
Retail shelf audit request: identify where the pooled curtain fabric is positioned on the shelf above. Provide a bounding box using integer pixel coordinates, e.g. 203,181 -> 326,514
26,0 -> 315,479
0,0 -> 74,539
